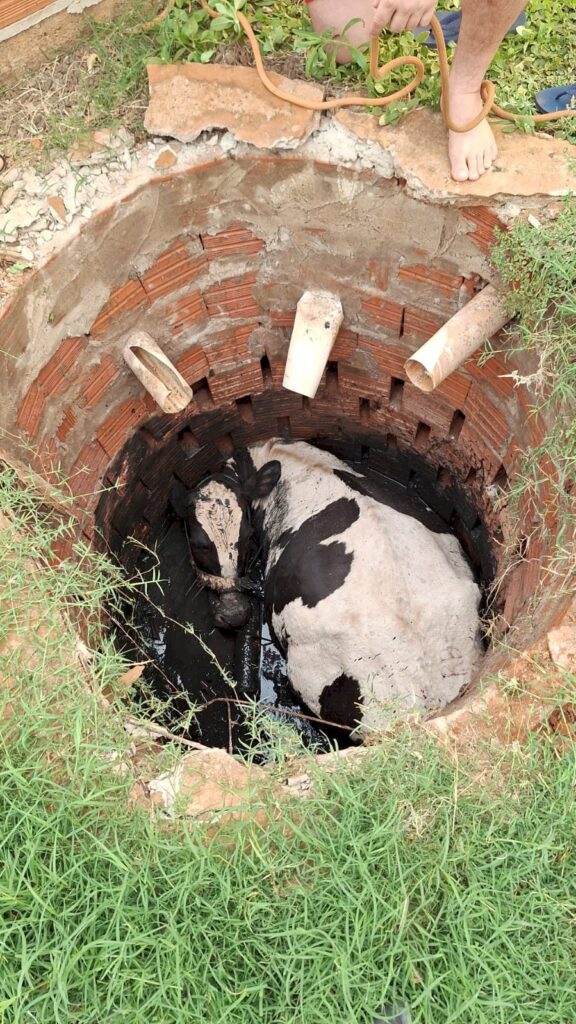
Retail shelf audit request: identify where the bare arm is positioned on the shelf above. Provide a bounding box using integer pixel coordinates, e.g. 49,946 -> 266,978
371,0 -> 437,34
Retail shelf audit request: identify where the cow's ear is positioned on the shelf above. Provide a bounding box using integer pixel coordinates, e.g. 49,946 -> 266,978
170,479 -> 193,518
243,460 -> 281,500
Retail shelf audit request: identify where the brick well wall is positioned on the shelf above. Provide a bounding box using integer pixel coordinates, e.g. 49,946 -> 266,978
0,151 -> 567,665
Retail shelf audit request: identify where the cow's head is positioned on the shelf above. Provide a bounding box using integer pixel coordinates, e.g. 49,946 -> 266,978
171,459 -> 281,629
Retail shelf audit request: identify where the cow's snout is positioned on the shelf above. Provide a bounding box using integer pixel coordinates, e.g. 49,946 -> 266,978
210,591 -> 251,630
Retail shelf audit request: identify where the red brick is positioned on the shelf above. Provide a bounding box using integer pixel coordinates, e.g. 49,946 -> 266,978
90,280 -> 149,337
96,399 -> 149,458
459,428 -> 502,478
366,258 -> 390,293
204,273 -> 260,319
208,362 -> 264,403
36,436 -> 60,486
17,383 -> 45,440
360,295 -> 404,334
463,387 -> 511,455
459,275 -> 483,302
402,307 -> 444,342
166,289 -> 209,335
78,356 -> 120,409
433,371 -> 471,409
338,363 -> 388,398
69,440 -> 110,508
176,345 -> 210,384
37,336 -> 88,397
51,536 -> 76,563
356,337 -> 408,377
82,520 -> 95,543
142,242 -> 207,301
398,263 -> 463,298
516,390 -> 547,447
331,329 -> 358,361
402,385 -> 453,434
503,571 -> 524,624
270,310 -> 295,329
200,224 -> 265,258
143,393 -> 158,414
205,324 -> 254,371
56,405 -> 77,442
266,355 -> 286,388
461,207 -> 506,255
465,352 -> 516,399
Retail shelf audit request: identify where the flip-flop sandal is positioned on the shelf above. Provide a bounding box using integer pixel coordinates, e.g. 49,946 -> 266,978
417,7 -> 526,47
534,84 -> 576,113
374,1005 -> 411,1024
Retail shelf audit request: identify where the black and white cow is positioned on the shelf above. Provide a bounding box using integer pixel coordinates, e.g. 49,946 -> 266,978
172,440 -> 482,734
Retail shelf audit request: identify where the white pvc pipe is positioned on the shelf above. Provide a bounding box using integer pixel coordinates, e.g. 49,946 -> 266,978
404,284 -> 512,393
283,291 -> 344,399
123,331 -> 193,414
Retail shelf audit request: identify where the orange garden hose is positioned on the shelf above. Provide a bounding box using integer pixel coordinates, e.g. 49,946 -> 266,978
144,0 -> 576,132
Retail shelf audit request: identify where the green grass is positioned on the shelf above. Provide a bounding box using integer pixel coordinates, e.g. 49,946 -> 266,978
0,2 -> 158,161
1,0 -> 575,160
1,465 -> 576,1022
155,0 -> 576,141
488,198 -> 576,581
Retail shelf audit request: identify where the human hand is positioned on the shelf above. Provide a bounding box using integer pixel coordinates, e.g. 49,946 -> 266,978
371,0 -> 437,35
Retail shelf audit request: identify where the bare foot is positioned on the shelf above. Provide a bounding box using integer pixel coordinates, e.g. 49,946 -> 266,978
446,83 -> 498,182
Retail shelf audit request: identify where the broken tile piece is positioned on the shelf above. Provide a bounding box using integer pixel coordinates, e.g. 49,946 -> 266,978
154,146 -> 177,170
47,195 -> 68,225
144,63 -> 324,149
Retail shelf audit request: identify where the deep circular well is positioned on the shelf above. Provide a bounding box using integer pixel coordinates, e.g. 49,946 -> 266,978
0,137 -> 570,747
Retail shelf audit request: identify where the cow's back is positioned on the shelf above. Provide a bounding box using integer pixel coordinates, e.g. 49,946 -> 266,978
248,441 -> 482,733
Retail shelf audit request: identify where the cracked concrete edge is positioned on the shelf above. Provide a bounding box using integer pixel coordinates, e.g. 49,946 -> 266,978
1,113 -> 572,314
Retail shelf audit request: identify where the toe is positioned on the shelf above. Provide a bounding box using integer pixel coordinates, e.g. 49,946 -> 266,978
466,155 -> 479,181
452,161 -> 470,182
483,148 -> 493,171
449,143 -> 470,181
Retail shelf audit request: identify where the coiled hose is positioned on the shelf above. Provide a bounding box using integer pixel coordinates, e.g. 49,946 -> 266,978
145,0 -> 576,132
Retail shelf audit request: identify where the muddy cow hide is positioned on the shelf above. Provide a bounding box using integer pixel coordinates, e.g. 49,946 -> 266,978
175,440 -> 483,735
